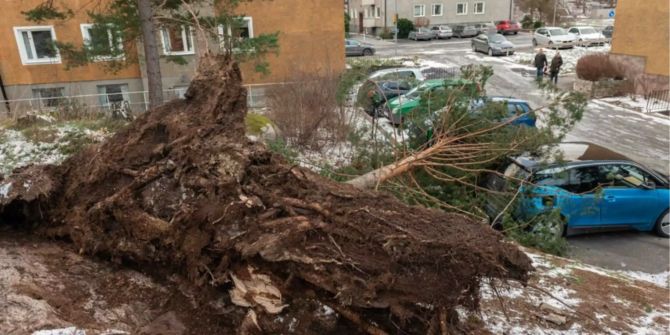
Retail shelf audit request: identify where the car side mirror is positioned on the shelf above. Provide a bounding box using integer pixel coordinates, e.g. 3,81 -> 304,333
642,181 -> 656,190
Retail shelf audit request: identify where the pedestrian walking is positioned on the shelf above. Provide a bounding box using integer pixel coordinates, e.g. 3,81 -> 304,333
549,52 -> 564,85
534,48 -> 548,81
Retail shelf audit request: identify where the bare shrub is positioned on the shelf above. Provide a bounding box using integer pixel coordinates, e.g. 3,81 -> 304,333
576,53 -> 624,81
267,72 -> 351,150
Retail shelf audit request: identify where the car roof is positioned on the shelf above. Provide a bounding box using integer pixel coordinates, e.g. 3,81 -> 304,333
489,96 -> 528,104
423,78 -> 472,86
513,142 -> 633,170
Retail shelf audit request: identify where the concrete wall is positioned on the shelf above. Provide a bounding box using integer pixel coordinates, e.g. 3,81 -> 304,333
0,78 -> 146,115
349,0 -> 513,32
610,0 -> 669,77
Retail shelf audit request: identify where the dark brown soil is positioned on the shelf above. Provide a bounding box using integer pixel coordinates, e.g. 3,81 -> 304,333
0,55 -> 532,334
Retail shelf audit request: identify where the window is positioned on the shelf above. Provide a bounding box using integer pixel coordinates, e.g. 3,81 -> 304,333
473,2 -> 485,14
414,5 -> 426,17
14,26 -> 60,65
599,164 -> 655,188
80,24 -> 123,60
375,7 -> 381,18
456,3 -> 468,15
160,26 -> 194,55
432,4 -> 443,16
32,87 -> 65,108
97,84 -> 129,108
218,17 -> 254,50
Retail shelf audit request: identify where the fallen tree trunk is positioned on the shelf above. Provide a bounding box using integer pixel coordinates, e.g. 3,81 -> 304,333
0,55 -> 532,334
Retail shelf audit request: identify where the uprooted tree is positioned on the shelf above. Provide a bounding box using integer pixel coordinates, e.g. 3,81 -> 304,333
0,54 -> 533,334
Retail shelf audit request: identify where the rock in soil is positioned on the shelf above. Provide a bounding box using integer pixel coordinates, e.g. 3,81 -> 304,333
0,55 -> 532,334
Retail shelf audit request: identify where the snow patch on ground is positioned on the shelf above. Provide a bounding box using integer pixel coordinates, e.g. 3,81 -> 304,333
32,328 -> 86,335
600,95 -> 670,115
0,125 -> 110,176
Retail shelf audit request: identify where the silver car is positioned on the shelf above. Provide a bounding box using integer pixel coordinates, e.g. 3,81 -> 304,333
345,39 -> 375,56
430,25 -> 453,39
408,28 -> 436,41
532,27 -> 576,49
568,26 -> 607,46
452,25 -> 478,38
471,33 -> 515,56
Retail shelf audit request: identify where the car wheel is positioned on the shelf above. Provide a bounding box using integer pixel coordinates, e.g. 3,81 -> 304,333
513,31 -> 518,35
532,39 -> 537,47
654,210 -> 669,238
362,49 -> 373,56
488,48 -> 493,56
532,215 -> 567,238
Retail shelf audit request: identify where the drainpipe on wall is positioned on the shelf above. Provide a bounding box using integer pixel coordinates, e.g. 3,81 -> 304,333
384,0 -> 387,30
0,71 -> 10,116
509,0 -> 514,20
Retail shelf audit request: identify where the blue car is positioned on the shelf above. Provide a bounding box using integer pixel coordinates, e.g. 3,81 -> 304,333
472,97 -> 536,127
488,142 -> 669,237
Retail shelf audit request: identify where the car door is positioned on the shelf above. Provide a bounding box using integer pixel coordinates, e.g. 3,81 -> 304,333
561,166 -> 602,227
597,164 -> 661,227
537,29 -> 548,44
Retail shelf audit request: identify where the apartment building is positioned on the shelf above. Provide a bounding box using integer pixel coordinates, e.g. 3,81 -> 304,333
348,0 -> 513,34
0,0 -> 345,115
609,0 -> 669,93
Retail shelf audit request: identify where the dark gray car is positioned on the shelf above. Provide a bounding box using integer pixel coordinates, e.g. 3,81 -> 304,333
345,39 -> 375,57
471,33 -> 515,56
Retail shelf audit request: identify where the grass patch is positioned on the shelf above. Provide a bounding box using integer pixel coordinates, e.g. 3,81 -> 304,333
245,113 -> 273,135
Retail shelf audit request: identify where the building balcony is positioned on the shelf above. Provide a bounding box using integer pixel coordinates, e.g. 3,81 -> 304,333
361,0 -> 376,6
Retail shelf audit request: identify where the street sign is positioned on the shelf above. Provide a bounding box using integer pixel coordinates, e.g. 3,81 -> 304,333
609,10 -> 615,18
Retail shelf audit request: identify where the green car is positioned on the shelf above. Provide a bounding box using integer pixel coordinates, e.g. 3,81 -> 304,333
385,78 -> 476,124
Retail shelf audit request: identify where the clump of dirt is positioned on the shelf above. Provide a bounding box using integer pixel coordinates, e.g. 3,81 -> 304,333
0,55 -> 532,334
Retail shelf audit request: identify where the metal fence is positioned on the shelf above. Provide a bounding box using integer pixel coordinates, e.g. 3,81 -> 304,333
644,90 -> 670,114
0,85 -> 269,119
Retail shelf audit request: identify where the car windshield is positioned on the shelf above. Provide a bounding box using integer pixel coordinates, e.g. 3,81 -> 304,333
549,29 -> 567,36
489,35 -> 506,43
581,28 -> 597,34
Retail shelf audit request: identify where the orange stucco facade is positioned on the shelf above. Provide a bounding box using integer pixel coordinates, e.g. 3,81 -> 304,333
611,0 -> 670,77
236,0 -> 345,83
0,0 -> 344,88
0,0 -> 142,86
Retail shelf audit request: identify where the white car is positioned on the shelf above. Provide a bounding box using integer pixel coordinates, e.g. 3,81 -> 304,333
532,27 -> 576,49
368,66 -> 458,82
567,26 -> 607,46
430,25 -> 453,39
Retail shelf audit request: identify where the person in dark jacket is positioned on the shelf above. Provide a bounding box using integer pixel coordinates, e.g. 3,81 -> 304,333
534,48 -> 548,80
549,52 -> 564,85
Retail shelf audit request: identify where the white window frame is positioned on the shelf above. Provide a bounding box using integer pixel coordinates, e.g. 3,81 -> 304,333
160,25 -> 195,56
432,4 -> 443,16
80,23 -> 124,61
414,4 -> 426,17
97,83 -> 130,108
456,3 -> 468,15
13,26 -> 61,65
375,7 -> 381,18
217,17 -> 254,42
473,2 -> 485,15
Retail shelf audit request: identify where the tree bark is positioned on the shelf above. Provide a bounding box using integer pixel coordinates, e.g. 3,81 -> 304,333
137,0 -> 164,109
